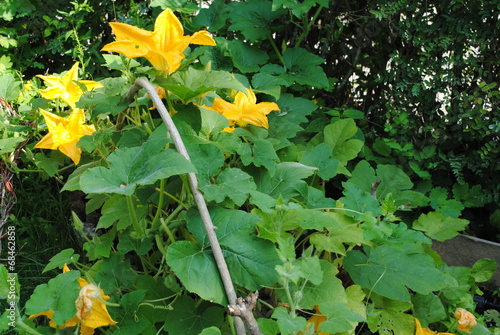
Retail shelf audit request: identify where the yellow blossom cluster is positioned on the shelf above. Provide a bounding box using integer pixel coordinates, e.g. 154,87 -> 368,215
30,265 -> 116,335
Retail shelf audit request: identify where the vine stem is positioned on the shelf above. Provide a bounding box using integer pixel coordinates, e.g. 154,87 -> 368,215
125,78 -> 247,335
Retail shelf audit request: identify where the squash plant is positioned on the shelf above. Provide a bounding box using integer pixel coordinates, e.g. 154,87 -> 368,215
0,2 -> 498,335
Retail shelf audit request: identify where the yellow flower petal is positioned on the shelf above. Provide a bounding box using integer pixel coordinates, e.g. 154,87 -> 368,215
202,89 -> 279,132
35,108 -> 95,165
307,305 -> 328,335
102,8 -> 215,74
36,62 -> 103,108
454,308 -> 477,333
29,267 -> 116,335
414,318 -> 456,335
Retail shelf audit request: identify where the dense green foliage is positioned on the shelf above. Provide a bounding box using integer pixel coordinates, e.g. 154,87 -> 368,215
0,0 -> 499,334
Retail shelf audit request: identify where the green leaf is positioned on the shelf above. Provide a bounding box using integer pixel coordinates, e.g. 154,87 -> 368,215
0,267 -> 17,300
429,186 -> 464,218
187,207 -> 282,290
77,79 -> 129,117
97,195 -> 147,230
199,106 -> 231,135
201,168 -> 257,206
228,0 -> 286,42
80,137 -> 196,195
439,265 -> 473,301
117,233 -> 153,256
268,94 -> 317,147
62,161 -> 99,191
192,0 -> 229,32
324,118 -> 364,166
294,184 -> 336,209
34,152 -> 65,177
255,162 -> 316,200
309,212 -> 365,255
257,318 -> 280,335
0,73 -> 21,100
272,0 -> 328,17
411,293 -> 447,324
237,138 -> 280,175
43,249 -> 80,273
252,72 -> 288,100
319,302 -> 365,333
344,245 -> 456,301
348,160 -> 377,193
0,137 -> 25,155
375,164 -> 415,202
112,290 -> 151,335
471,258 -> 498,282
271,307 -> 308,334
340,182 -> 382,218
84,230 -> 116,260
300,143 -> 339,180
367,296 -> 414,335
162,68 -> 247,102
95,253 -> 137,293
281,47 -> 329,89
166,241 -> 227,304
164,295 -> 225,335
413,211 -> 469,241
254,208 -> 300,260
188,143 -> 224,186
228,39 -> 269,73
135,275 -> 175,324
101,54 -> 141,71
299,260 -> 346,308
25,270 -> 80,325
199,327 -> 222,335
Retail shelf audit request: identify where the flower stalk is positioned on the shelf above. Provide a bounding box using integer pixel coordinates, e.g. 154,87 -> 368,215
124,77 -> 247,335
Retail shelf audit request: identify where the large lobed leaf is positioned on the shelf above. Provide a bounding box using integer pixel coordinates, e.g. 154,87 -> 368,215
25,271 -> 80,325
344,245 -> 457,302
166,207 -> 282,305
80,137 -> 196,195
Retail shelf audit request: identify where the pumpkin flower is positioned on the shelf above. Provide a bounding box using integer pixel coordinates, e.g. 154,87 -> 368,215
35,108 -> 96,165
307,305 -> 329,335
454,308 -> 477,333
202,89 -> 280,132
414,318 -> 455,335
37,62 -> 103,109
101,8 -> 216,74
30,265 -> 117,335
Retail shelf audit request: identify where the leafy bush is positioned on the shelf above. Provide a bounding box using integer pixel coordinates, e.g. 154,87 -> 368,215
0,1 -> 499,335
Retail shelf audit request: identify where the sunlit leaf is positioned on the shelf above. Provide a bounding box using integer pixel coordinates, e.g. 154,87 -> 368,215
80,137 -> 196,195
25,271 -> 80,325
344,245 -> 456,301
413,211 -> 469,241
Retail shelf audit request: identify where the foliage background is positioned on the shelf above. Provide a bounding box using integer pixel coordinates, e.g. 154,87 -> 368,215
0,0 -> 499,334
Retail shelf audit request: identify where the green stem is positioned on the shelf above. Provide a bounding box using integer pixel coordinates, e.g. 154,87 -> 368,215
155,187 -> 189,210
268,34 -> 286,68
16,317 -> 44,335
151,179 -> 166,229
295,5 -> 324,48
160,218 -> 176,243
18,163 -> 75,174
283,279 -> 297,318
126,195 -> 144,235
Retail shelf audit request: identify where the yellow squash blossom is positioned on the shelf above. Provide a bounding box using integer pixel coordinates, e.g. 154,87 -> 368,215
101,8 -> 216,74
37,62 -> 103,109
35,108 -> 95,165
454,308 -> 477,333
307,305 -> 329,335
30,265 -> 117,335
202,89 -> 280,132
414,318 -> 455,335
